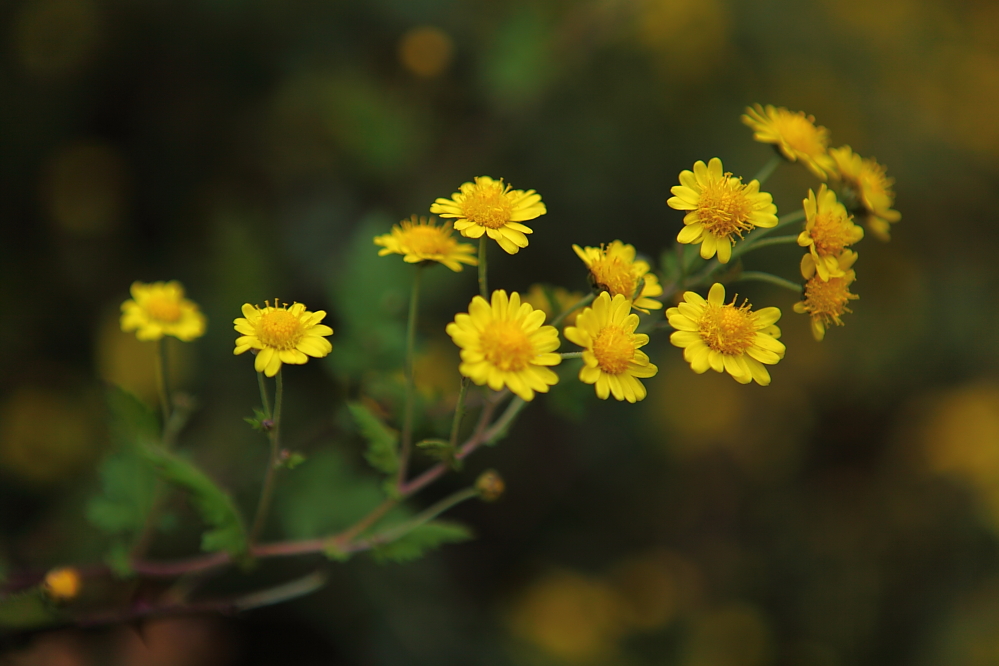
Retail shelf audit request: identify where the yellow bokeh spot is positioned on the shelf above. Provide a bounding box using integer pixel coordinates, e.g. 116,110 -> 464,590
14,0 -> 101,78
399,26 -> 454,77
682,603 -> 773,666
634,0 -> 730,80
609,548 -> 704,631
43,140 -> 129,236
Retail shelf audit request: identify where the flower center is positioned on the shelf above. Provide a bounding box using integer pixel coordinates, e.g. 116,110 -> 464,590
592,325 -> 635,375
462,181 -> 514,229
778,113 -> 825,155
257,309 -> 304,350
802,276 -> 856,322
145,295 -> 182,323
406,225 -> 452,255
480,320 -> 534,372
697,299 -> 758,355
697,177 -> 754,238
810,211 -> 855,256
589,257 -> 637,299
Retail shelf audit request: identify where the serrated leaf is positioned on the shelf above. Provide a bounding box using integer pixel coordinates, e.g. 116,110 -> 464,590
142,447 -> 248,557
105,383 -> 160,449
371,520 -> 473,563
244,407 -> 270,433
348,402 -> 399,475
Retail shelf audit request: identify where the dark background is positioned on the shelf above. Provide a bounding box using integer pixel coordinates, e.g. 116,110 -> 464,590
2,0 -> 999,664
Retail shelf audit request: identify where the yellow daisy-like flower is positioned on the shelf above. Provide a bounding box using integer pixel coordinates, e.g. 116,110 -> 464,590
120,281 -> 206,342
666,283 -> 785,386
667,157 -> 778,264
830,145 -> 901,242
373,215 -> 478,272
523,283 -> 585,327
430,176 -> 546,255
797,185 -> 864,282
741,104 -> 837,180
233,300 -> 334,377
445,290 -> 561,401
794,250 -> 859,341
572,241 -> 663,313
564,292 -> 658,402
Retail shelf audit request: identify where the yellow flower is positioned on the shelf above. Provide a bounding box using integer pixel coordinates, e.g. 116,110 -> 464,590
666,283 -> 785,386
793,251 -> 859,341
43,567 -> 81,602
667,157 -> 778,263
572,241 -> 663,313
797,185 -> 864,281
523,283 -> 585,327
373,215 -> 478,272
430,176 -> 546,254
233,300 -> 333,377
445,290 -> 561,401
120,281 -> 206,342
830,145 -> 901,241
741,104 -> 836,180
564,292 -> 658,402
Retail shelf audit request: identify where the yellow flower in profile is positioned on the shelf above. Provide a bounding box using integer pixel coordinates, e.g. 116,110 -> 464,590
793,250 -> 859,341
430,176 -> 546,254
120,281 -> 206,342
573,241 -> 663,313
524,283 -> 585,327
666,283 -> 785,386
564,292 -> 658,402
741,104 -> 836,180
445,290 -> 561,401
667,158 -> 777,264
373,215 -> 478,272
234,300 -> 333,377
830,145 -> 901,241
797,185 -> 864,281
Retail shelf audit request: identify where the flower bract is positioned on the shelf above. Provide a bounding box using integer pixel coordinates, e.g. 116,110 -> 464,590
120,281 -> 206,342
798,184 -> 864,281
430,176 -> 546,255
667,157 -> 777,263
572,241 -> 663,313
830,145 -> 901,242
742,104 -> 836,180
794,250 -> 859,341
374,215 -> 478,271
234,300 -> 333,377
445,290 -> 561,401
564,292 -> 658,402
666,283 -> 785,386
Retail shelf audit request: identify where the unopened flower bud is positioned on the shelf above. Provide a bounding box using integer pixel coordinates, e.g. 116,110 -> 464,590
475,469 -> 504,502
42,567 -> 81,603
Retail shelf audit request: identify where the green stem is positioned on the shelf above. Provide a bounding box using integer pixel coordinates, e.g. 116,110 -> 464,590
484,396 -> 527,445
477,237 -> 489,298
256,371 -> 272,420
734,271 -> 803,293
736,234 -> 801,254
249,370 -> 283,546
154,338 -> 171,427
743,209 -> 806,247
752,155 -> 783,185
550,293 -> 594,328
397,265 -> 422,488
448,377 -> 470,450
362,487 -> 478,549
559,351 -> 584,359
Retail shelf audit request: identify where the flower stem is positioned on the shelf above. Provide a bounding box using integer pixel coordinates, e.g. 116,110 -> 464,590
550,292 -> 594,328
154,338 -> 171,427
753,155 -> 783,185
734,271 -> 803,293
559,351 -> 584,359
249,370 -> 283,546
356,487 -> 478,550
478,237 -> 489,298
448,377 -> 470,450
484,396 -> 527,445
397,265 -> 422,488
256,371 -> 272,419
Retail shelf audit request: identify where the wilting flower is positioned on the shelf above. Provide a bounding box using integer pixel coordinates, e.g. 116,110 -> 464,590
742,104 -> 836,180
573,241 -> 663,313
667,157 -> 777,263
446,290 -> 561,401
430,176 -> 546,254
667,283 -> 785,386
234,300 -> 333,377
374,215 -> 478,271
564,292 -> 658,402
830,145 -> 901,241
120,281 -> 206,342
794,250 -> 859,341
798,185 -> 864,281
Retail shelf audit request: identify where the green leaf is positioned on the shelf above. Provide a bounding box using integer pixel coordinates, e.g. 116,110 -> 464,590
0,589 -> 64,631
244,407 -> 270,433
105,383 -> 160,449
141,447 -> 248,557
416,438 -> 461,470
87,450 -> 157,535
371,520 -> 473,564
348,402 -> 399,475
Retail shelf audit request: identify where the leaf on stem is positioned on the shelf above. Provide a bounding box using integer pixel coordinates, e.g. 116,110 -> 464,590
370,520 -> 473,563
415,438 -> 461,470
105,383 -> 160,449
348,402 -> 399,475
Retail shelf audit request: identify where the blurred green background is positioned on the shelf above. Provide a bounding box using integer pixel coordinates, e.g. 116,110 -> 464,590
2,0 -> 999,664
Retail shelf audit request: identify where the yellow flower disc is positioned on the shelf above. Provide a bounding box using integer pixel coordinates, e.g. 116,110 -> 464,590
120,281 -> 206,342
797,185 -> 864,281
234,300 -> 334,376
